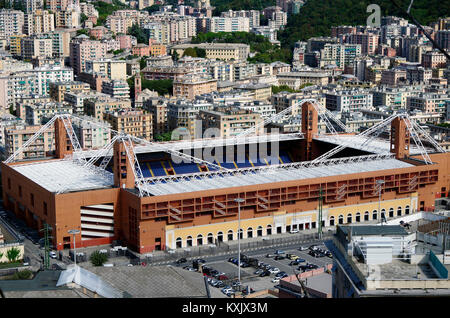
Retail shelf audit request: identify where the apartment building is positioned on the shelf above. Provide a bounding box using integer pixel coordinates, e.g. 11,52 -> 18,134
173,75 -> 217,100
381,68 -> 407,85
277,71 -> 329,89
407,93 -> 449,114
143,97 -> 169,136
325,89 -> 373,112
84,95 -> 132,120
101,80 -> 130,100
49,81 -> 91,102
4,124 -> 54,160
344,33 -> 379,55
85,59 -> 127,81
9,35 -> 26,56
72,115 -> 111,150
220,10 -> 260,29
24,10 -> 55,35
20,37 -> 53,59
198,107 -> 264,137
31,65 -> 74,96
0,10 -> 24,40
422,50 -> 448,68
167,99 -> 214,132
171,43 -> 250,62
24,102 -> 73,125
320,44 -> 362,68
70,36 -> 108,75
207,17 -> 250,33
55,8 -> 80,29
104,109 -> 153,140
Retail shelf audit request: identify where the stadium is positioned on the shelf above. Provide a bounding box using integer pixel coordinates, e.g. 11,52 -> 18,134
1,100 -> 449,254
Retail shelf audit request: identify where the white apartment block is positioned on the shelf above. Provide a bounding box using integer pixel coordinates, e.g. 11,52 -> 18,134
407,94 -> 449,114
0,10 -> 25,38
220,10 -> 260,29
325,90 -> 373,112
31,65 -> 74,96
207,17 -> 250,33
20,37 -> 53,59
24,10 -> 54,35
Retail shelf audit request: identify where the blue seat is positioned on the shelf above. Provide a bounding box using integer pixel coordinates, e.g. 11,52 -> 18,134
171,161 -> 201,174
139,162 -> 152,178
149,161 -> 166,176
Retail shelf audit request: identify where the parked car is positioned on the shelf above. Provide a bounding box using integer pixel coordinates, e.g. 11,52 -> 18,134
299,246 -> 308,251
308,251 -> 320,258
266,253 -> 276,258
274,255 -> 285,260
194,258 -> 206,263
274,250 -> 285,255
259,270 -> 270,277
217,274 -> 229,281
215,281 -> 225,288
286,254 -> 299,260
268,267 -> 280,274
289,229 -> 299,234
228,257 -> 236,263
176,258 -> 187,264
275,271 -> 287,278
49,251 -> 57,259
254,269 -> 264,275
271,277 -> 280,283
240,262 -> 250,268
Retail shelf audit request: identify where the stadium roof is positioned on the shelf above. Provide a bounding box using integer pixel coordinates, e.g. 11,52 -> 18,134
139,155 -> 414,196
12,160 -> 113,193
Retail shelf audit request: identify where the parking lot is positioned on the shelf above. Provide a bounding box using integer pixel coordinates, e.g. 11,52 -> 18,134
173,242 -> 333,298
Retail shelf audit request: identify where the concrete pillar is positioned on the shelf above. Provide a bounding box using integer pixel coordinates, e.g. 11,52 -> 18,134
113,139 -> 136,189
390,117 -> 410,160
301,102 -> 318,161
54,118 -> 73,159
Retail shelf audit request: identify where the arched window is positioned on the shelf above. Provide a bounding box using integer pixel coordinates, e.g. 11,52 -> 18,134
381,209 -> 386,220
397,206 -> 402,216
197,234 -> 203,246
364,211 -> 369,221
257,226 -> 263,237
217,231 -> 223,242
372,210 -> 378,220
186,236 -> 193,247
405,205 -> 410,215
266,224 -> 272,235
247,227 -> 253,238
176,237 -> 182,249
347,213 -> 352,224
207,233 -> 214,244
238,228 -> 243,240
355,212 -> 361,222
389,208 -> 394,218
227,230 -> 233,241
329,216 -> 335,226
338,215 -> 344,225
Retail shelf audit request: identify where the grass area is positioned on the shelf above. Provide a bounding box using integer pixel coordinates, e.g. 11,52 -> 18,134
0,261 -> 23,269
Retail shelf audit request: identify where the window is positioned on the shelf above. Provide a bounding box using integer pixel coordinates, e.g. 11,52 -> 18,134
30,193 -> 34,207
338,215 -> 344,225
355,212 -> 361,222
381,209 -> 386,220
217,231 -> 223,242
207,233 -> 214,244
397,207 -> 402,216
176,237 -> 182,248
227,230 -> 233,241
238,229 -> 243,239
347,213 -> 352,224
389,208 -> 394,218
257,226 -> 263,237
405,205 -> 410,215
43,202 -> 48,216
329,216 -> 335,226
364,211 -> 369,221
372,210 -> 378,220
186,236 -> 193,247
8,178 -> 10,190
266,225 -> 272,235
18,186 -> 22,198
247,227 -> 253,238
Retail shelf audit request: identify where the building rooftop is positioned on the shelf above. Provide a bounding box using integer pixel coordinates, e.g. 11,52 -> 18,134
12,160 -> 113,193
339,225 -> 409,237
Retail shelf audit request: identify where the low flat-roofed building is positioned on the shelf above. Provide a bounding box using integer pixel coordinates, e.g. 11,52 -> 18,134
101,80 -> 130,101
171,43 -> 250,62
235,83 -> 272,101
49,81 -> 91,102
277,71 -> 329,89
326,223 -> 450,297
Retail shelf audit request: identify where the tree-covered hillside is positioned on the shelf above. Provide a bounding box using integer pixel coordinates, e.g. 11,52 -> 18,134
278,0 -> 449,49
211,0 -> 276,15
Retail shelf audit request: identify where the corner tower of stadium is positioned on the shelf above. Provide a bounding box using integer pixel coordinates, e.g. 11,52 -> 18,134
2,102 -> 449,253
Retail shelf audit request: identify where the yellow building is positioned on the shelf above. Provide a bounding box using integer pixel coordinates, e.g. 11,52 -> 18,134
85,59 -> 127,81
49,81 -> 91,102
104,109 -> 153,140
9,35 -> 26,56
173,75 -> 217,100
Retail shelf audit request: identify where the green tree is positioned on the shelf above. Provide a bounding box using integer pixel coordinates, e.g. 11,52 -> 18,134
140,57 -> 147,70
6,247 -> 21,263
0,251 -> 4,261
128,24 -> 148,44
10,270 -> 32,280
90,251 -> 108,266
182,47 -> 198,58
154,132 -> 173,141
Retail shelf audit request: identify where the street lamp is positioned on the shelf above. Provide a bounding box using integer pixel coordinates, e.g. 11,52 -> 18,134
234,198 -> 245,284
68,229 -> 80,266
376,180 -> 385,224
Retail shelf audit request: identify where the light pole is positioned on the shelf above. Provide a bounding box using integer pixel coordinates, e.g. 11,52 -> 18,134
376,180 -> 385,224
234,198 -> 245,284
68,229 -> 80,266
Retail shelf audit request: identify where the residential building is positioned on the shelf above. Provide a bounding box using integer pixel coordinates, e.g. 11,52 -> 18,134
381,68 -> 407,86
85,59 -> 127,81
277,71 -> 329,89
422,50 -> 447,69
20,37 -> 53,59
72,115 -> 111,150
24,102 -> 72,125
325,89 -> 373,112
171,43 -> 250,62
4,124 -> 54,160
101,80 -> 130,100
84,95 -> 131,120
49,81 -> 91,102
24,10 -> 55,35
69,36 -> 108,75
0,10 -> 24,38
173,75 -> 217,100
104,109 -> 153,140
207,17 -> 250,33
407,93 -> 449,114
